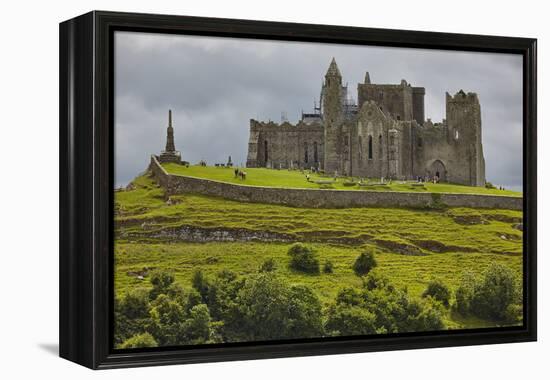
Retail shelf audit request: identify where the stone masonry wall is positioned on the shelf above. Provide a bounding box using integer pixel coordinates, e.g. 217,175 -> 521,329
149,156 -> 522,210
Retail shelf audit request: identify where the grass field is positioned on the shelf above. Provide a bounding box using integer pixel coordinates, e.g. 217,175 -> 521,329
114,173 -> 523,330
162,163 -> 522,196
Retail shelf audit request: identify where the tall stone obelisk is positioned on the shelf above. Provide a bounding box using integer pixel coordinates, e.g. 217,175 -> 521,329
159,109 -> 182,163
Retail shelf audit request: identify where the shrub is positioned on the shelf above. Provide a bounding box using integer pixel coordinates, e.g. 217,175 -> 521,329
120,332 -> 157,349
259,258 -> 277,272
485,182 -> 496,189
456,264 -> 522,322
235,273 -> 323,340
352,251 -> 377,276
422,279 -> 451,307
326,274 -> 445,336
114,288 -> 152,346
323,260 -> 334,273
287,243 -> 320,274
471,263 -> 519,320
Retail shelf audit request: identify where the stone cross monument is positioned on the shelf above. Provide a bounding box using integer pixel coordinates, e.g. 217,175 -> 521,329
159,109 -> 182,163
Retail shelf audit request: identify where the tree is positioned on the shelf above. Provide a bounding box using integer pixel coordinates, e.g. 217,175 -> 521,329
287,285 -> 324,338
119,333 -> 157,349
352,251 -> 377,276
181,304 -> 212,344
148,294 -> 187,346
422,279 -> 451,307
471,263 -> 520,320
455,271 -> 477,315
326,272 -> 445,336
287,243 -> 320,274
114,288 -> 151,346
149,270 -> 175,300
192,269 -> 211,303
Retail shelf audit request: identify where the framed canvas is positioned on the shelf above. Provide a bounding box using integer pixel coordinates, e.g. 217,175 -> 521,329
59,11 -> 537,369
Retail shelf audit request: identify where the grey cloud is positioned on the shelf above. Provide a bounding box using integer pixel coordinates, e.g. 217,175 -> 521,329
115,32 -> 523,191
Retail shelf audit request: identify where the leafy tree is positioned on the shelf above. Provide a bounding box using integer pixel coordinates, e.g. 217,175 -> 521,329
326,272 -> 445,336
120,333 -> 157,349
352,251 -> 377,276
149,294 -> 187,346
192,269 -> 211,303
325,304 -> 377,336
114,288 -> 151,345
259,258 -> 277,272
287,243 -> 320,274
471,263 -> 520,320
422,279 -> 451,307
181,304 -> 212,344
149,270 -> 175,300
287,285 -> 324,338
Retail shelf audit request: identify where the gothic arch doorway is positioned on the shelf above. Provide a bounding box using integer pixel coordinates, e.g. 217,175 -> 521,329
429,160 -> 447,182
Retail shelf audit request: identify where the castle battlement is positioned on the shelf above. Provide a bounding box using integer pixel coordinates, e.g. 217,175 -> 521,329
246,58 -> 485,186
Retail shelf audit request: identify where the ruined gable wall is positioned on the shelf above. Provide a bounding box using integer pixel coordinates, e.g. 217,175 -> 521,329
357,83 -> 414,121
246,119 -> 324,169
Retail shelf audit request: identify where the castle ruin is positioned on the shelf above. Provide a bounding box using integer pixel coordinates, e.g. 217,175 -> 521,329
246,58 -> 486,186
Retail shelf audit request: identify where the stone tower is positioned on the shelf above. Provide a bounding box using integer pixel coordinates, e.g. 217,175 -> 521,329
445,91 -> 485,186
322,58 -> 345,175
159,109 -> 182,163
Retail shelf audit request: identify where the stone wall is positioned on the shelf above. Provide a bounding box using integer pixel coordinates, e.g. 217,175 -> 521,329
149,156 -> 522,210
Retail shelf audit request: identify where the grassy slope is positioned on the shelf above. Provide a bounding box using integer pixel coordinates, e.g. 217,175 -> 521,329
115,174 -> 523,329
162,163 -> 522,196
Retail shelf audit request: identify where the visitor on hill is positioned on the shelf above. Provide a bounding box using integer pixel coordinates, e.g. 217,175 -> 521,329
306,174 -> 310,182
234,168 -> 239,178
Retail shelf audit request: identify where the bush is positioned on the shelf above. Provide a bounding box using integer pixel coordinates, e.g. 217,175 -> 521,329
456,264 -> 522,322
120,332 -> 157,349
422,279 -> 451,307
471,263 -> 520,320
259,258 -> 277,272
352,251 -> 377,276
323,260 -> 334,273
485,182 -> 496,189
326,273 -> 445,336
287,243 -> 320,274
235,273 -> 323,340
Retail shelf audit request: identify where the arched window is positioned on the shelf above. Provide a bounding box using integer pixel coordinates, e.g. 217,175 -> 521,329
379,134 -> 383,158
313,142 -> 318,163
304,142 -> 309,163
368,135 -> 373,159
358,136 -> 363,161
264,140 -> 268,163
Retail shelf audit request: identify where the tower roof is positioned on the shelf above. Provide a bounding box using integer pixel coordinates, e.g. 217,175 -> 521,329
325,57 -> 341,77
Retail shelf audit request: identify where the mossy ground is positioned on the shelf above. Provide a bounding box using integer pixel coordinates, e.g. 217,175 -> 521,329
161,163 -> 522,196
115,174 -> 523,330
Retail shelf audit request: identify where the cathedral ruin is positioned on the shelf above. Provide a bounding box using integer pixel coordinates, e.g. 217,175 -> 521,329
246,58 -> 486,187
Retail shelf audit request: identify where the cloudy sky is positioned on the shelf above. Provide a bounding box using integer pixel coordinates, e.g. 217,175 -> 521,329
115,31 -> 523,190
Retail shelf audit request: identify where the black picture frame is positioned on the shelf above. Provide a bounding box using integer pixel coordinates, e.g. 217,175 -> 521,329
59,10 -> 537,369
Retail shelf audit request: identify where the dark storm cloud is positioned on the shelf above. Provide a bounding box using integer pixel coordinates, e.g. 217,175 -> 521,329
115,32 -> 523,190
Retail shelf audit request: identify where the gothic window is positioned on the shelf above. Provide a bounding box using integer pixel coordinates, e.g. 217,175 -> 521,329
368,135 -> 373,159
418,137 -> 423,147
454,129 -> 459,140
379,92 -> 384,100
314,142 -> 318,163
379,134 -> 383,158
304,142 -> 309,163
358,136 -> 363,161
264,140 -> 269,163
